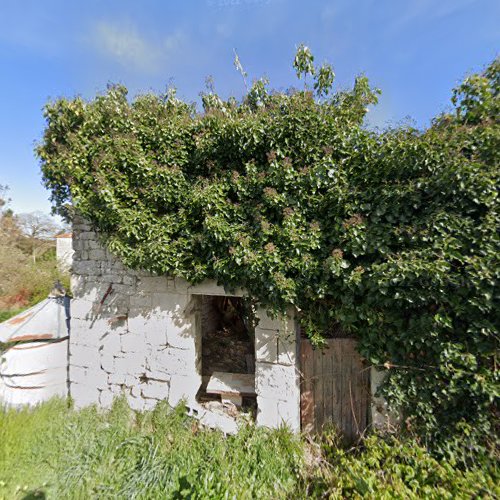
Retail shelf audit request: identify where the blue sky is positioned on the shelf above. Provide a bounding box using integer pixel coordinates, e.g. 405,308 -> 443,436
0,0 -> 498,215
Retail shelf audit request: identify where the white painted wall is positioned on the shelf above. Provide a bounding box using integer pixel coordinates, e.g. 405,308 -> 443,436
69,216 -> 301,432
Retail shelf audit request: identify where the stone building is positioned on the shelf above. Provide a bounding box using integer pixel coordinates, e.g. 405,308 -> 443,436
69,216 -> 392,435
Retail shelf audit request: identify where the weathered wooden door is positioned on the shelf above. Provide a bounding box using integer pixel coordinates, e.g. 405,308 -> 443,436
300,338 -> 370,442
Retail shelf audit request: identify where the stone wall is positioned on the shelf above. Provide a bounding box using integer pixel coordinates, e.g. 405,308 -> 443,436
70,216 -> 301,432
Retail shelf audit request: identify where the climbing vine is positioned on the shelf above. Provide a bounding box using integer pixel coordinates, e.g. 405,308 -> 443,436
37,49 -> 499,457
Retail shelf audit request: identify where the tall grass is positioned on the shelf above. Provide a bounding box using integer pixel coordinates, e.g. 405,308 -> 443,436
0,399 -> 497,499
0,399 -> 303,499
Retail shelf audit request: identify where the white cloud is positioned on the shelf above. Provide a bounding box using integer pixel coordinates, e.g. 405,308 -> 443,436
90,21 -> 185,74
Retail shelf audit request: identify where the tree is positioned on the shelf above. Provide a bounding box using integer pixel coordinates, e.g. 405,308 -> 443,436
15,211 -> 59,263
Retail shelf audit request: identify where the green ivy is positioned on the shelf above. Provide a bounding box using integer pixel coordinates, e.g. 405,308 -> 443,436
37,50 -> 499,457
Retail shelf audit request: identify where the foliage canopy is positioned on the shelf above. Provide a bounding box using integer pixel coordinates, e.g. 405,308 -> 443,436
38,50 -> 499,455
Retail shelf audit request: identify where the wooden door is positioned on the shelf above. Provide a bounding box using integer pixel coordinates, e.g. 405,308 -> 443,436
300,338 -> 370,443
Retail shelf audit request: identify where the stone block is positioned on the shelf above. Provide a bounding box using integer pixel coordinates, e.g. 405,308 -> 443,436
120,332 -> 147,354
141,380 -> 170,400
149,347 -> 196,376
101,273 -> 122,284
255,308 -> 280,331
256,307 -> 295,333
71,382 -> 99,408
77,318 -> 110,347
370,367 -> 400,431
73,260 -> 101,276
199,408 -> 239,434
70,365 -> 88,385
145,325 -> 168,349
142,398 -> 159,411
255,363 -> 299,400
100,332 -> 122,356
166,318 -> 195,350
130,384 -> 141,398
255,396 -> 279,428
86,239 -> 101,250
255,396 -> 300,431
277,330 -> 297,366
70,275 -> 85,296
71,299 -> 95,320
127,312 -> 148,335
85,367 -> 109,390
255,328 -> 278,363
188,279 -> 245,297
108,370 -> 126,385
109,383 -> 125,396
172,277 -> 190,292
89,249 -> 107,261
152,292 -> 189,314
99,389 -> 114,409
138,276 -> 169,293
100,352 -> 115,373
277,398 -> 301,432
70,343 -> 100,366
122,275 -> 136,286
130,294 -> 152,309
168,374 -> 202,406
127,393 -> 146,412
144,365 -> 171,382
77,231 -> 96,241
114,353 -> 146,376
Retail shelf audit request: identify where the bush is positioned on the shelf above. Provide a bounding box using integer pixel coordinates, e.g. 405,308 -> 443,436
308,434 -> 499,499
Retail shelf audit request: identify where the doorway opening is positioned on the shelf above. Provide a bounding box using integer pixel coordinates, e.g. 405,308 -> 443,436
197,295 -> 257,416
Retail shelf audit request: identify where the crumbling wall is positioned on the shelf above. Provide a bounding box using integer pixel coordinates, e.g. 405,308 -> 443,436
70,216 -> 201,412
70,216 -> 301,432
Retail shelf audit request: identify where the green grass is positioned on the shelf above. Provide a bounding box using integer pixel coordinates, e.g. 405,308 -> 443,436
0,399 -> 497,499
0,398 -> 303,499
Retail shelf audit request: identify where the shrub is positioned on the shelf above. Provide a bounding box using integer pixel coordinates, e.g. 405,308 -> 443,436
308,434 -> 499,498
